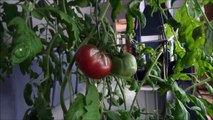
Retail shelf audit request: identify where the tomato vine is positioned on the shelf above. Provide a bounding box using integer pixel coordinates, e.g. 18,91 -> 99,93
0,0 -> 213,120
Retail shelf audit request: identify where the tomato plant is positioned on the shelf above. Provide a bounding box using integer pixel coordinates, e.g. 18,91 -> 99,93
76,44 -> 112,79
111,51 -> 137,78
1,0 -> 213,120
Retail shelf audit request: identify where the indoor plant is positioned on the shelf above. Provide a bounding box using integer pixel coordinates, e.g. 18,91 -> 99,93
0,0 -> 213,120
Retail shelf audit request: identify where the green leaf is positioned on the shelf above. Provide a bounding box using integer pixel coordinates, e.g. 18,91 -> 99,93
172,73 -> 191,81
118,110 -> 131,120
189,95 -> 207,115
105,111 -> 121,120
82,85 -> 101,120
32,10 -> 43,20
107,97 -> 124,107
24,83 -> 33,106
34,94 -> 53,120
193,25 -> 205,49
205,20 -> 213,55
2,2 -> 20,24
125,11 -> 134,34
172,81 -> 189,103
164,23 -> 174,40
65,94 -> 86,120
86,84 -> 99,104
147,0 -> 167,15
186,0 -> 202,19
82,102 -> 101,120
173,99 -> 189,120
69,0 -> 89,7
129,79 -> 139,92
174,39 -> 186,59
205,82 -> 213,96
128,0 -> 146,29
38,7 -> 80,50
110,0 -> 123,22
8,17 -> 42,65
199,98 -> 213,117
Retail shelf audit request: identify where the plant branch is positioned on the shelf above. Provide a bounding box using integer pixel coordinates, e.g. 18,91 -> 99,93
62,0 -> 67,14
41,35 -> 57,83
149,74 -> 165,82
194,0 -> 213,30
130,48 -> 163,112
115,77 -> 127,110
101,79 -> 106,114
185,78 -> 212,92
60,54 -> 75,113
68,72 -> 73,106
99,0 -> 110,21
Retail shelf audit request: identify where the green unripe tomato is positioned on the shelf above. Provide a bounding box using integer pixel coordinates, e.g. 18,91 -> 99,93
111,52 -> 137,78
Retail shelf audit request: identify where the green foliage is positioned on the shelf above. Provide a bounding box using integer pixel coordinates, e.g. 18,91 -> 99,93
65,85 -> 101,120
1,0 -> 213,120
205,82 -> 213,96
9,17 -> 42,65
205,20 -> 213,55
128,0 -> 146,29
172,99 -> 189,120
34,94 -> 53,120
65,94 -> 86,120
109,0 -> 123,22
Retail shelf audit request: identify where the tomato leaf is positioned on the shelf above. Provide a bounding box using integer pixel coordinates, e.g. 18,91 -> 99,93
188,95 -> 207,116
205,20 -> 213,55
8,17 -> 42,65
164,23 -> 174,40
147,0 -> 167,15
105,111 -> 121,120
128,0 -> 146,29
2,2 -> 20,24
65,94 -> 86,120
34,94 -> 53,120
83,85 -> 101,120
68,0 -> 89,7
173,99 -> 189,120
118,110 -> 131,120
129,79 -> 139,92
186,0 -> 202,19
125,11 -> 134,35
205,82 -> 213,96
37,7 -> 80,50
171,73 -> 191,81
172,81 -> 190,103
199,98 -> 213,117
109,0 -> 123,22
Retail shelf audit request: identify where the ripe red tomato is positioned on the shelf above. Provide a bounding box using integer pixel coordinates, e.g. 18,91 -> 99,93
75,44 -> 112,79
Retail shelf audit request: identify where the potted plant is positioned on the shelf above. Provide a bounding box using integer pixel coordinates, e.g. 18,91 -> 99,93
0,0 -> 213,120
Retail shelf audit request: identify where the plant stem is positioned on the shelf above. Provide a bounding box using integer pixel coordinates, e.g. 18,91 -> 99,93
130,48 -> 163,112
68,73 -> 73,106
41,35 -> 57,84
149,74 -> 165,82
194,0 -> 213,30
101,79 -> 106,115
185,78 -> 212,92
114,77 -> 127,110
62,0 -> 67,14
60,54 -> 75,113
99,0 -> 110,21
